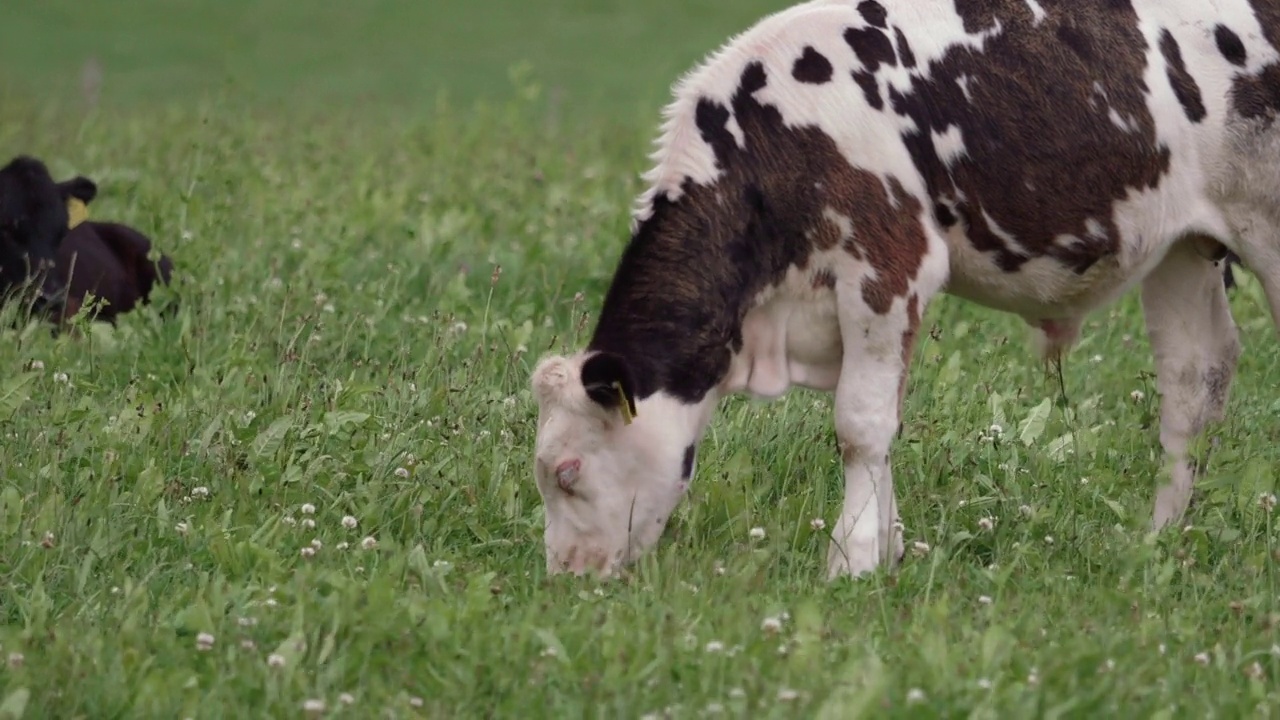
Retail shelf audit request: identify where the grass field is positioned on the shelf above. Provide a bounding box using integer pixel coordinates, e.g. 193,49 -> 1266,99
1,1 -> 1280,718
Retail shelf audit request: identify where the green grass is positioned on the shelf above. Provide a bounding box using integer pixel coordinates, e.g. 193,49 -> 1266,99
0,0 -> 791,121
2,1 -> 1280,718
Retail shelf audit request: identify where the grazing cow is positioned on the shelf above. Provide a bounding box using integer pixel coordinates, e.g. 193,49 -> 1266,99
0,155 -> 174,325
530,0 -> 1280,580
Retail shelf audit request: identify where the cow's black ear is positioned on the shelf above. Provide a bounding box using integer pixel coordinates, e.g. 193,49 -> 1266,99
581,351 -> 639,423
57,176 -> 97,204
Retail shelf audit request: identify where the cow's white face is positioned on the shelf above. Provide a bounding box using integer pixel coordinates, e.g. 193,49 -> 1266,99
530,352 -> 704,577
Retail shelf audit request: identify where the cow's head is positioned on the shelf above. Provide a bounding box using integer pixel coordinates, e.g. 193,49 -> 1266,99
531,351 -> 707,577
0,155 -> 97,312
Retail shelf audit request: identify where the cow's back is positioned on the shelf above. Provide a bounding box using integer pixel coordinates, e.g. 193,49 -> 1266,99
635,0 -> 1280,324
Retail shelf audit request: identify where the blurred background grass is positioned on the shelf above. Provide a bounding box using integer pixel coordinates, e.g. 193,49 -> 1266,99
0,0 -> 792,122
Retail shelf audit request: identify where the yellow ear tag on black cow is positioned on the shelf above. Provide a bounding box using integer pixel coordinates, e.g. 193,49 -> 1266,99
613,381 -> 635,425
66,197 -> 88,230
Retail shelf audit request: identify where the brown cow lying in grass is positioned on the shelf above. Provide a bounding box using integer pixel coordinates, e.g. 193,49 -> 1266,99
0,155 -> 175,327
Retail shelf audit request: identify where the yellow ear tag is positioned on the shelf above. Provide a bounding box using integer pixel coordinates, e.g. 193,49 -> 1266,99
66,197 -> 88,230
613,381 -> 635,425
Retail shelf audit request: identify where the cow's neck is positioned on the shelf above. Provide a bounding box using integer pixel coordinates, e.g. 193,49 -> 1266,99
587,187 -> 763,407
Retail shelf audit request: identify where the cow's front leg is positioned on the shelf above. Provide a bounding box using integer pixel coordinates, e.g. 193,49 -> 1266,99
1140,237 -> 1241,529
827,287 -> 922,579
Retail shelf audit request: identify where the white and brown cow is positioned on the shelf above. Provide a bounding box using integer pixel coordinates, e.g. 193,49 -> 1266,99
531,0 -> 1280,580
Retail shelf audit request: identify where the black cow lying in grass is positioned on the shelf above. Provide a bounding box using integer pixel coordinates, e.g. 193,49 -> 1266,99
0,155 -> 174,326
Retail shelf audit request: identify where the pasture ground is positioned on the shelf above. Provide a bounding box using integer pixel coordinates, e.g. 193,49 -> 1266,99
1,1 -> 1279,717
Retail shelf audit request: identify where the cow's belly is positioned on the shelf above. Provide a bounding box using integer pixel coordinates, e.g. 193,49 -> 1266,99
939,229 -> 1151,323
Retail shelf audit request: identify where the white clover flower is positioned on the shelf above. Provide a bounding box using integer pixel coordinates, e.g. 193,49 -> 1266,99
749,527 -> 766,540
361,536 -> 379,550
300,546 -> 316,559
342,515 -> 358,529
195,632 -> 215,651
191,486 -> 210,499
53,372 -> 69,383
301,503 -> 316,515
761,616 -> 783,634
268,653 -> 286,668
394,467 -> 410,479
1259,493 -> 1277,512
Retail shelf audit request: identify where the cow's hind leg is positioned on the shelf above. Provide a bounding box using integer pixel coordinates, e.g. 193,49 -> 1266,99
827,281 -> 931,579
1141,237 -> 1241,529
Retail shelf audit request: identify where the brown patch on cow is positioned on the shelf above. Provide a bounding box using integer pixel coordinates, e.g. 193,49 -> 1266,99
894,27 -> 916,68
589,62 -> 927,403
845,26 -> 897,72
1230,67 -> 1280,121
1215,25 -> 1248,67
857,0 -> 888,29
898,293 -> 921,411
886,0 -> 1171,274
812,268 -> 836,289
849,178 -> 929,314
1232,3 -> 1280,122
1159,29 -> 1207,123
851,70 -> 883,109
953,0 -> 1037,33
793,46 -> 834,84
